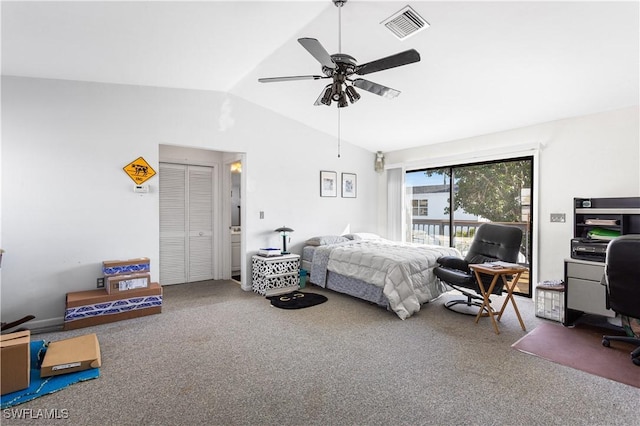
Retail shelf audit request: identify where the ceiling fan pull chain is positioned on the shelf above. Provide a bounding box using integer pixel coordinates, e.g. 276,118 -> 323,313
337,108 -> 341,158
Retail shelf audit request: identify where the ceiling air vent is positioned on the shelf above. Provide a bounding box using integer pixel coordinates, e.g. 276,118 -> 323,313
381,5 -> 429,40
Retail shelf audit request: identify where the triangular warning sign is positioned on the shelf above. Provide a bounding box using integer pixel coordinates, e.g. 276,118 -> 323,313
123,157 -> 156,184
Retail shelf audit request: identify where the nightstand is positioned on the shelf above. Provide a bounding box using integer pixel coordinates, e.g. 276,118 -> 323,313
251,254 -> 300,295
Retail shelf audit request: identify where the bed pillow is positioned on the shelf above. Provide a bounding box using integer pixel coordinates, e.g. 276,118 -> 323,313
305,235 -> 350,246
343,232 -> 382,241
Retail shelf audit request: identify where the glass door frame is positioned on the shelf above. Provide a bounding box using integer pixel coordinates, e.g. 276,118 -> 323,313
406,155 -> 534,297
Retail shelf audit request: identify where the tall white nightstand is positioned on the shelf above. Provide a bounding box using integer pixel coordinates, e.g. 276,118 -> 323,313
251,254 -> 300,295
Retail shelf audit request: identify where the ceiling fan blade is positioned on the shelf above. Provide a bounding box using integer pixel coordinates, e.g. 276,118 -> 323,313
352,79 -> 401,99
258,75 -> 326,83
298,38 -> 335,69
355,49 -> 420,76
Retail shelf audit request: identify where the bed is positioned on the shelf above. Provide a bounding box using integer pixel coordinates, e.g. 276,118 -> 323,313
302,233 -> 461,319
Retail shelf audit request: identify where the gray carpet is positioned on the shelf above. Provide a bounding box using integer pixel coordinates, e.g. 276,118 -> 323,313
8,281 -> 638,425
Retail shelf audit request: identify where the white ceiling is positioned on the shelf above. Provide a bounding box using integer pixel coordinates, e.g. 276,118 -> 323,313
2,1 -> 639,153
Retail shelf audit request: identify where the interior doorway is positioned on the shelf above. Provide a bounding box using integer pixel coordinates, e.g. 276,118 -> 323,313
158,145 -> 245,286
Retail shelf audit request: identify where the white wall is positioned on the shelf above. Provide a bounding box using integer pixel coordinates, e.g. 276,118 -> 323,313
1,76 -> 378,328
380,106 -> 640,286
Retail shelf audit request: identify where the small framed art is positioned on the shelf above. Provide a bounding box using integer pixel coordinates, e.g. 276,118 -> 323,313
320,171 -> 338,197
341,173 -> 357,198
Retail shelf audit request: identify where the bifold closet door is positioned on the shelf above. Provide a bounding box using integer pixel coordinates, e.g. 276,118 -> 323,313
159,163 -> 215,285
187,166 -> 214,282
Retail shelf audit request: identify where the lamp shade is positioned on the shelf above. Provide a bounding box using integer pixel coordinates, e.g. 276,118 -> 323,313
275,227 -> 294,233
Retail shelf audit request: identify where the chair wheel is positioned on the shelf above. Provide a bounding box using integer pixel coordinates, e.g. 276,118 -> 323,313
602,338 -> 610,347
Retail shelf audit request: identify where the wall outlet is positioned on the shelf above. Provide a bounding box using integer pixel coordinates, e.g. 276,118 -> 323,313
260,211 -> 264,219
550,213 -> 566,223
97,277 -> 105,288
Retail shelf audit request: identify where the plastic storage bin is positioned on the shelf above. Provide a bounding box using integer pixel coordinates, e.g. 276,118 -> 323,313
536,280 -> 565,322
299,269 -> 308,289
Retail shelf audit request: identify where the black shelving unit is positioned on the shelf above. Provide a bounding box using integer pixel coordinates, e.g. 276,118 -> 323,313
574,197 -> 640,240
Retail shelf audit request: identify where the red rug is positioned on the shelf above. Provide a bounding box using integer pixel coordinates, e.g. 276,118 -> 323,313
512,322 -> 639,388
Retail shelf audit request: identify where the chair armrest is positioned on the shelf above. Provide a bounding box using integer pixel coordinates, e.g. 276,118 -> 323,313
436,256 -> 469,272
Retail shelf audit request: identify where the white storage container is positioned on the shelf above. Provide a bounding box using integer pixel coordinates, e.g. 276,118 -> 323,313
536,281 -> 565,322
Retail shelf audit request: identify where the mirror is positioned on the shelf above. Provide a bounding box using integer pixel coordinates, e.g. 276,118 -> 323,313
231,161 -> 241,227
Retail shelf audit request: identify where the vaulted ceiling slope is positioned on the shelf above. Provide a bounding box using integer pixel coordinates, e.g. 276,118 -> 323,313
2,1 -> 638,152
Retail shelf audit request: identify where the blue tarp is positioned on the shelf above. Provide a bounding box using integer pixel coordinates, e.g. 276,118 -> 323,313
1,340 -> 100,409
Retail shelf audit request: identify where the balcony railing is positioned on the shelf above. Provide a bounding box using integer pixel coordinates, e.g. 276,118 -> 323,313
411,219 -> 531,264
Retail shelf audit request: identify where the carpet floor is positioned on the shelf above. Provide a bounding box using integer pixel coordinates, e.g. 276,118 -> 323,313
8,281 -> 638,425
512,321 -> 640,388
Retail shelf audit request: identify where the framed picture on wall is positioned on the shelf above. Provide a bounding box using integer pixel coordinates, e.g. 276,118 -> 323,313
341,173 -> 357,198
320,171 -> 338,197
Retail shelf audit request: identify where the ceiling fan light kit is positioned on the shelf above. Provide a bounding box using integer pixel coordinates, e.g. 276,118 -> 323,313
258,0 -> 422,109
345,85 -> 360,104
319,85 -> 333,106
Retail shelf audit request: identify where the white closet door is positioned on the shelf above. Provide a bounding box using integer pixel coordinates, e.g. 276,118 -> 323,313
160,164 -> 187,285
187,166 -> 214,282
159,163 -> 214,285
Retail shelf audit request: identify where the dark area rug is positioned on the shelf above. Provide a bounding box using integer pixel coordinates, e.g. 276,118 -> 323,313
512,322 -> 639,388
267,291 -> 327,310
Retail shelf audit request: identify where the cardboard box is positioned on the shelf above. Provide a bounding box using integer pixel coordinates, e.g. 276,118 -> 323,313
105,272 -> 150,294
41,333 -> 101,378
1,330 -> 30,395
102,257 -> 150,276
64,283 -> 162,330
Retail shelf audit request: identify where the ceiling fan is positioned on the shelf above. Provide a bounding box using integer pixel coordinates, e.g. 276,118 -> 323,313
258,0 -> 421,108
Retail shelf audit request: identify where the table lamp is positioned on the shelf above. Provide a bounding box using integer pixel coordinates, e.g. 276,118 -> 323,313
275,226 -> 294,254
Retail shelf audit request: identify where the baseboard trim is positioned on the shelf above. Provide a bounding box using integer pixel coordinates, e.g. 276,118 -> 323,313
8,317 -> 65,335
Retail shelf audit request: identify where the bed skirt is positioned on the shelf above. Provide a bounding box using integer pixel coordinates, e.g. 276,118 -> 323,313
311,271 -> 390,309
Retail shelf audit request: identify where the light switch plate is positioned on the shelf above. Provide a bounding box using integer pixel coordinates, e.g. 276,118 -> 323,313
550,213 -> 566,223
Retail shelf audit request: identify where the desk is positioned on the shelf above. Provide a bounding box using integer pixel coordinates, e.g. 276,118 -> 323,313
563,258 -> 613,326
469,263 -> 528,334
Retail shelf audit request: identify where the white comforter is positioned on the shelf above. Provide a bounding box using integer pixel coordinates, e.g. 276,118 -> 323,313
319,239 -> 460,319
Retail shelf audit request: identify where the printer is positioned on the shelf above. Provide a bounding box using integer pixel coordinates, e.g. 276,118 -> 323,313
571,238 -> 609,262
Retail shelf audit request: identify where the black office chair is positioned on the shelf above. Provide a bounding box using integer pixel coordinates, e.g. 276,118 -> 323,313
434,223 -> 523,315
601,234 -> 640,366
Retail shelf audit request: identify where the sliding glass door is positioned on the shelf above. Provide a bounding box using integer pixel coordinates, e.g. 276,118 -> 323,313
406,157 -> 533,296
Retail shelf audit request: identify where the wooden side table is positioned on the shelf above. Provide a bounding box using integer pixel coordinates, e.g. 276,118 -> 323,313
251,254 -> 300,295
468,263 -> 528,334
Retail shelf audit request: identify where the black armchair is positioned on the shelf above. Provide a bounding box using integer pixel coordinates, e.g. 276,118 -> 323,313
601,234 -> 640,366
434,223 -> 523,315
